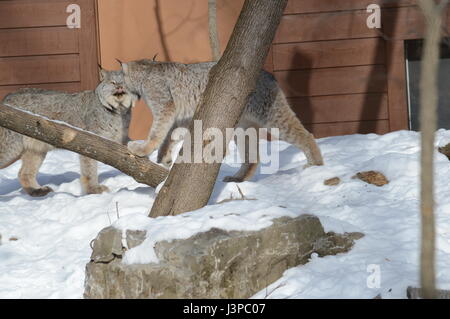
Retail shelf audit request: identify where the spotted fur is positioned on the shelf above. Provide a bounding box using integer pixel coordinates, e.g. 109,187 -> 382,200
0,70 -> 137,196
121,60 -> 324,182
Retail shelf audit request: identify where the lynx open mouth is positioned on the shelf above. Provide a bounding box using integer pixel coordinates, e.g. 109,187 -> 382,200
113,91 -> 125,97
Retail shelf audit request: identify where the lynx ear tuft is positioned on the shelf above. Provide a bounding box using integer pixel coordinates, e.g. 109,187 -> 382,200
98,64 -> 107,81
117,59 -> 129,74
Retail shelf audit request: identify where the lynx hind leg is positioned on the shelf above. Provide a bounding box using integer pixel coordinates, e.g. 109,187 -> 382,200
19,146 -> 53,197
156,134 -> 172,167
128,101 -> 176,157
79,156 -> 109,195
156,122 -> 182,168
223,125 -> 260,183
272,106 -> 324,167
0,128 -> 23,169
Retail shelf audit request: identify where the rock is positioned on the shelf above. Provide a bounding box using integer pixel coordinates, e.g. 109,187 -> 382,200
438,143 -> 450,160
84,215 -> 363,299
324,177 -> 340,186
126,230 -> 147,250
353,171 -> 389,187
90,226 -> 123,263
314,231 -> 364,257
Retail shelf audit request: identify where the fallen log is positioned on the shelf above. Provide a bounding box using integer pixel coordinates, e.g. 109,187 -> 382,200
0,103 -> 168,188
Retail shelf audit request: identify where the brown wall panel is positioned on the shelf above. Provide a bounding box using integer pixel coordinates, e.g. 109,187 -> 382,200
275,65 -> 387,98
273,38 -> 385,71
382,6 -> 425,40
275,10 -> 379,44
0,27 -> 79,57
289,93 -> 388,124
0,0 -> 73,29
263,46 -> 274,73
0,82 -> 81,101
0,55 -> 80,86
386,41 -> 409,131
305,120 -> 390,138
285,0 -> 415,14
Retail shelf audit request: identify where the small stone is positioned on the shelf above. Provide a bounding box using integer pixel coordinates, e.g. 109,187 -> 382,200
90,226 -> 123,263
314,231 -> 364,257
126,230 -> 147,250
353,171 -> 389,187
438,143 -> 450,160
324,177 -> 340,186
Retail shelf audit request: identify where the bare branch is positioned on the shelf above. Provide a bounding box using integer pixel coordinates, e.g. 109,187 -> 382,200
208,0 -> 221,61
416,0 -> 449,299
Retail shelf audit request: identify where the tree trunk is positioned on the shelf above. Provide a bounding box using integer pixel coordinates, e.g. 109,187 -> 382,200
0,103 -> 168,188
150,0 -> 288,218
155,0 -> 171,61
417,0 -> 448,299
208,0 -> 221,61
407,286 -> 450,299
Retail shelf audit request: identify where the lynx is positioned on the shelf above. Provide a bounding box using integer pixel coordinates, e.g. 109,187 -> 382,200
120,59 -> 324,182
0,69 -> 138,197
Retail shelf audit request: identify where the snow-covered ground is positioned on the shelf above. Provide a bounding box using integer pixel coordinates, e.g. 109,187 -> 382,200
1,130 -> 450,299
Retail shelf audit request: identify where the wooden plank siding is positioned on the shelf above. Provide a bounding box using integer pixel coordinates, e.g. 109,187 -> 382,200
0,0 -> 98,102
288,94 -> 389,124
275,65 -> 387,98
284,0 -> 416,15
269,2 -> 450,137
304,120 -> 390,138
0,27 -> 79,57
0,0 -> 73,29
0,55 -> 80,86
273,38 -> 386,71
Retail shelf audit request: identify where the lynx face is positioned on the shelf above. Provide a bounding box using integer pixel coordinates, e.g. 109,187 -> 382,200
96,70 -> 139,113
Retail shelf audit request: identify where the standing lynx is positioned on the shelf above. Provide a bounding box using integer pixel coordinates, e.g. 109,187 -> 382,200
0,69 -> 138,196
120,59 -> 323,182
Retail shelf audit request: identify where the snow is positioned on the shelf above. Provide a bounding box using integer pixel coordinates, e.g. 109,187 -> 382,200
1,129 -> 450,299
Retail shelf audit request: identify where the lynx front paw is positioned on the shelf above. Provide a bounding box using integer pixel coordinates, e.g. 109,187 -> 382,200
223,176 -> 244,183
303,161 -> 323,169
25,186 -> 54,197
128,141 -> 150,157
86,185 -> 109,195
159,155 -> 173,168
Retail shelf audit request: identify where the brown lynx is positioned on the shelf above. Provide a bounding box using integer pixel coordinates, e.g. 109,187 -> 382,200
120,59 -> 324,182
0,69 -> 138,196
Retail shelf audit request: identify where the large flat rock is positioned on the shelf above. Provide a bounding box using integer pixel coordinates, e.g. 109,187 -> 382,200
84,214 -> 362,299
